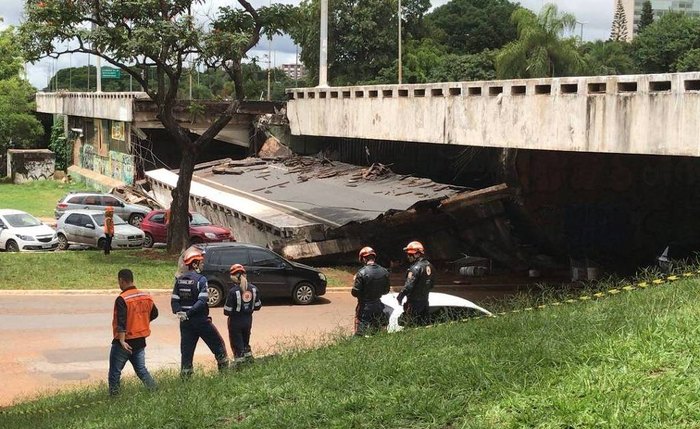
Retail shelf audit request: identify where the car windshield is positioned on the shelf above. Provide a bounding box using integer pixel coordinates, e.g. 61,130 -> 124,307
3,213 -> 42,228
92,214 -> 128,226
190,213 -> 211,226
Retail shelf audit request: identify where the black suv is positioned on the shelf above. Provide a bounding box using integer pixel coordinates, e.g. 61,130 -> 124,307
186,243 -> 327,307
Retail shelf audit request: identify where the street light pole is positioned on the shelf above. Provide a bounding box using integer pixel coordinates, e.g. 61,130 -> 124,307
398,0 -> 402,84
318,0 -> 329,87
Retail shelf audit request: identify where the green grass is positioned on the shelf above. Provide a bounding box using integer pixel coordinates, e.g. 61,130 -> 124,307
0,249 -> 176,289
0,250 -> 352,290
3,276 -> 700,428
0,181 -> 91,218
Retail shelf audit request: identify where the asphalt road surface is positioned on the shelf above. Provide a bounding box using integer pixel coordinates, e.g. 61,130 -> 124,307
0,292 -> 355,407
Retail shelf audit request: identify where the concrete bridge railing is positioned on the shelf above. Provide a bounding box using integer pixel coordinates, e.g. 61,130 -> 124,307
286,72 -> 700,157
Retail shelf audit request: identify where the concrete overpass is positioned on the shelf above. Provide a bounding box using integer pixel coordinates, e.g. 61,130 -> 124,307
35,92 -> 281,147
287,72 -> 700,157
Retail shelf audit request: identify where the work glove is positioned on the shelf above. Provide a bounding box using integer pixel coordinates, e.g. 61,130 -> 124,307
397,292 -> 406,306
176,311 -> 189,322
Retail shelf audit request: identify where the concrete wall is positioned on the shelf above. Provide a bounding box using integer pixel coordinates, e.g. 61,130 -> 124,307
36,92 -> 147,122
287,72 -> 700,157
7,150 -> 55,184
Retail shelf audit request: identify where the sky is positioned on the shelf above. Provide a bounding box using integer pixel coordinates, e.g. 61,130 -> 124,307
0,0 -> 614,90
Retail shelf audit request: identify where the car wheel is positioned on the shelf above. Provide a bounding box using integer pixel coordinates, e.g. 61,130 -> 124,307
207,282 -> 224,307
292,282 -> 316,305
57,234 -> 70,251
6,240 -> 19,252
129,213 -> 144,227
143,233 -> 154,248
97,238 -> 106,250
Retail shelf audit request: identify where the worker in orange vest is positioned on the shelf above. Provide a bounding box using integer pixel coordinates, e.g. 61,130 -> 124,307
104,206 -> 115,255
108,269 -> 158,396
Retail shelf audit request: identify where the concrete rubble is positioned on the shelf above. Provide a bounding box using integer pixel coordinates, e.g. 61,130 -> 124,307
145,153 -> 530,273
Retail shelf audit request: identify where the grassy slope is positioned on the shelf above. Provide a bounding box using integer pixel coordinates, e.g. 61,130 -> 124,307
0,181 -> 91,218
4,279 -> 700,428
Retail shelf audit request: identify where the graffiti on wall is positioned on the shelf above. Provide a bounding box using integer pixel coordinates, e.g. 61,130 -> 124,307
80,144 -> 134,185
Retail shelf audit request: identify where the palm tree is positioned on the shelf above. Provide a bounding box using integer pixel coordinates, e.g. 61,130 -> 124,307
496,3 -> 583,79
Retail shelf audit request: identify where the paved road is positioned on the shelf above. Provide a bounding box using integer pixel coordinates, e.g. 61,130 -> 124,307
0,292 -> 355,407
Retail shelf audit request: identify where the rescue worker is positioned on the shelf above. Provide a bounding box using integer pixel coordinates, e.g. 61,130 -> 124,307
396,241 -> 434,326
352,246 -> 390,336
171,247 -> 229,376
108,269 -> 158,396
103,206 -> 114,255
223,264 -> 262,367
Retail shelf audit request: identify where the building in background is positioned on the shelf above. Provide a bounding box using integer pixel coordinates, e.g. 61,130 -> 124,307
622,0 -> 700,39
281,64 -> 306,81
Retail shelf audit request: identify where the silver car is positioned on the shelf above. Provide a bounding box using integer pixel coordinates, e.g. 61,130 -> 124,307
56,210 -> 145,250
55,192 -> 151,227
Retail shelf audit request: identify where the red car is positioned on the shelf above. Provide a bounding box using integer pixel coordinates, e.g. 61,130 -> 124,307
139,210 -> 234,248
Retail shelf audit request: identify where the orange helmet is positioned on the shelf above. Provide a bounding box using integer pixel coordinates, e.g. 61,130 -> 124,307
403,241 -> 424,255
358,246 -> 376,262
105,206 -> 114,213
230,263 -> 246,276
182,247 -> 204,266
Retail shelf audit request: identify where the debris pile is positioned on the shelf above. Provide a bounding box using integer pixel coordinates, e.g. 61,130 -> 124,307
111,184 -> 163,210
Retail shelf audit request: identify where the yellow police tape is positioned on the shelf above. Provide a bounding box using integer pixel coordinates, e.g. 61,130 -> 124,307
0,271 -> 694,417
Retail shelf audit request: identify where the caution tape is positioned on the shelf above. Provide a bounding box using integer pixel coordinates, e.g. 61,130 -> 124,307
453,270 -> 697,325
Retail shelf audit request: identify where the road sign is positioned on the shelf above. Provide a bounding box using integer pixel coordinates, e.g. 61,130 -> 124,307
101,68 -> 121,79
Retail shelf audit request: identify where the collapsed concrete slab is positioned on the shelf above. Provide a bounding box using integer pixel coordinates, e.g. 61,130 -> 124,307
145,157 -> 526,268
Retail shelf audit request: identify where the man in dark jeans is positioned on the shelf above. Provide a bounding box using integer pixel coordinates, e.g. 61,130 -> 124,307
108,269 -> 158,396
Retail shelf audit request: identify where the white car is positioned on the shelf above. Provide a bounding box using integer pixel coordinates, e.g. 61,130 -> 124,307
381,292 -> 492,333
56,210 -> 144,250
0,209 -> 58,252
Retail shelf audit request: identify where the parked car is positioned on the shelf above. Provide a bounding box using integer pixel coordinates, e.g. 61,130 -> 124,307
139,210 -> 234,248
56,210 -> 145,250
179,243 -> 327,307
55,192 -> 151,226
380,292 -> 492,333
0,209 -> 58,252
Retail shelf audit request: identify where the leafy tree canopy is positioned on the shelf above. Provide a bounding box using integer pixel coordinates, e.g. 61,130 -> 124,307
580,40 -> 637,76
496,4 -> 582,79
0,26 -> 43,158
425,0 -> 518,54
289,0 -> 430,86
632,12 -> 700,73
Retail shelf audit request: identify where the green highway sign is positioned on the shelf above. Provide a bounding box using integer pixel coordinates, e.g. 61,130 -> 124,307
101,68 -> 121,79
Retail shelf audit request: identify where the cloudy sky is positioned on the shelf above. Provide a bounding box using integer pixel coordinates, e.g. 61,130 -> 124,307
0,0 -> 613,89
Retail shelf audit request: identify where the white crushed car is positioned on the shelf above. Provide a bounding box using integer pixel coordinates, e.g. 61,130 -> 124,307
380,292 -> 492,333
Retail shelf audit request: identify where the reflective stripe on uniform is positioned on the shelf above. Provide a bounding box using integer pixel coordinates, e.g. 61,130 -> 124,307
181,305 -> 192,310
223,306 -> 233,312
123,292 -> 149,300
171,294 -> 180,300
198,292 -> 208,298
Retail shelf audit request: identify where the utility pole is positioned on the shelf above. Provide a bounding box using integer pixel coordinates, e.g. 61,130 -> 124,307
398,0 -> 402,84
318,0 -> 329,87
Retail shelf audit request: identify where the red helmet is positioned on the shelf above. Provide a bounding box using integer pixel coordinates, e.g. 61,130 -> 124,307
358,246 -> 376,262
182,248 -> 204,266
403,241 -> 424,255
230,263 -> 246,276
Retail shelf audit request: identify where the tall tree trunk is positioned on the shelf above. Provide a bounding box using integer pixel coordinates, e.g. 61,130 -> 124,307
167,145 -> 197,254
232,61 -> 245,100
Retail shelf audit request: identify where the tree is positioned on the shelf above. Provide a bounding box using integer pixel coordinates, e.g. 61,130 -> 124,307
495,4 -> 582,79
20,0 -> 291,253
632,12 -> 700,73
48,117 -> 70,171
425,0 -> 518,55
675,48 -> 700,72
580,40 -> 637,76
638,1 -> 655,32
610,0 -> 629,42
289,0 -> 430,86
0,26 -> 43,168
